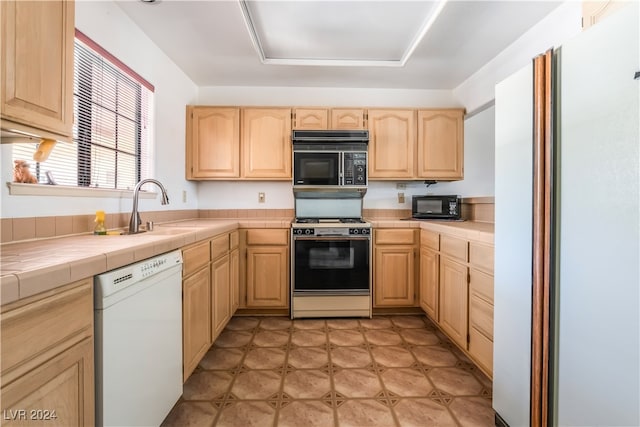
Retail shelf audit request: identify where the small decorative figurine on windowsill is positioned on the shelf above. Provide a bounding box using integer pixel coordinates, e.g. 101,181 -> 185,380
13,160 -> 38,184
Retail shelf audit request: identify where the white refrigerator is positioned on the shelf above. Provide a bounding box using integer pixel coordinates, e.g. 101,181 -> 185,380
494,4 -> 639,426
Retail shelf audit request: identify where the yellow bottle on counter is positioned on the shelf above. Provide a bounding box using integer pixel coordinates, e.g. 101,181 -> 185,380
94,210 -> 107,235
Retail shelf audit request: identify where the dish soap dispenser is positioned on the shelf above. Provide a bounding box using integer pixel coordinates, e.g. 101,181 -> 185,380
94,210 -> 107,235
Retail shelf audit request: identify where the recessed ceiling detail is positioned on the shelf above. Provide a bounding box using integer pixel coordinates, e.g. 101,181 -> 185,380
239,0 -> 448,67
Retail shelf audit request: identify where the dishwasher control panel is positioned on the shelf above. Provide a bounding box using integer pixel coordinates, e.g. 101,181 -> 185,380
94,250 -> 183,304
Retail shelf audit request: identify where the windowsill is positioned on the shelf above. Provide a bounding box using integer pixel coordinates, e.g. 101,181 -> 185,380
6,182 -> 157,199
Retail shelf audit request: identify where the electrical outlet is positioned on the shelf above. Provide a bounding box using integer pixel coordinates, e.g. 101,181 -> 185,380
258,192 -> 265,203
182,190 -> 187,203
398,192 -> 405,204
396,183 -> 406,190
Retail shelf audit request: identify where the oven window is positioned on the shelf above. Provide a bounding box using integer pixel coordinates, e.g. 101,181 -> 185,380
309,247 -> 354,269
294,152 -> 339,185
417,199 -> 443,214
294,239 -> 369,293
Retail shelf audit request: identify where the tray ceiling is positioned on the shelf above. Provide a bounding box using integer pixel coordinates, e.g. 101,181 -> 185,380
115,0 -> 563,89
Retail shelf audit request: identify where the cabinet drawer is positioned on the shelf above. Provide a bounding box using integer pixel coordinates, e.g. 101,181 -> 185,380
469,242 -> 494,273
440,234 -> 468,262
469,326 -> 493,377
211,233 -> 230,260
183,240 -> 210,276
246,229 -> 289,245
469,268 -> 493,304
469,295 -> 493,340
375,229 -> 417,245
229,230 -> 239,250
1,279 -> 93,379
420,229 -> 440,251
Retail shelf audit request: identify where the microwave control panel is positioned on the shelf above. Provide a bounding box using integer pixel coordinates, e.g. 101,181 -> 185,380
343,152 -> 367,186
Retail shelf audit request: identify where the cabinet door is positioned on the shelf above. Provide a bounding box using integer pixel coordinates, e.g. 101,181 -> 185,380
330,109 -> 366,129
241,108 -> 292,179
183,267 -> 211,380
468,268 -> 494,376
211,254 -> 231,341
417,109 -> 464,180
246,246 -> 288,308
186,107 -> 240,179
230,248 -> 240,314
374,246 -> 415,306
1,0 -> 74,139
439,257 -> 468,348
368,109 -> 416,178
1,337 -> 94,427
419,247 -> 439,320
293,108 -> 328,129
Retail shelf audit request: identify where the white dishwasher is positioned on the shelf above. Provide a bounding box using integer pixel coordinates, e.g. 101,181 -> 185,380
94,249 -> 183,427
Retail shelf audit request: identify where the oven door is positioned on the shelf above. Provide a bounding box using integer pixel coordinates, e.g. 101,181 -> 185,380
293,152 -> 340,186
293,236 -> 370,295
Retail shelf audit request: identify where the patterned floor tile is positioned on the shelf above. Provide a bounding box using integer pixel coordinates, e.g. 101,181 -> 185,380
336,399 -> 397,427
277,400 -> 336,427
393,398 -> 458,426
162,315 -> 494,426
214,401 -> 276,427
333,368 -> 383,398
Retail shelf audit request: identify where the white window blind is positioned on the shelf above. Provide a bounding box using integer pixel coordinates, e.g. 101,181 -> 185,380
12,30 -> 154,190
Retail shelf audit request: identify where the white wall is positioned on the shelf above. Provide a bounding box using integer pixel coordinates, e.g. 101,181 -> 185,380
0,0 -> 199,218
453,1 -> 582,113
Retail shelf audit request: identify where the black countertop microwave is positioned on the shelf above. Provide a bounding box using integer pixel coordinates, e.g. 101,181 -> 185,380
412,195 -> 461,220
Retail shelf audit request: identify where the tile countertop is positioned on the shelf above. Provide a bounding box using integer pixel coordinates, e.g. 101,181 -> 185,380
0,218 -> 292,306
0,217 -> 493,306
367,218 -> 494,245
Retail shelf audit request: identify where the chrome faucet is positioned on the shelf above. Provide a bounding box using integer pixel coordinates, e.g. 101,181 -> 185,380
128,179 -> 169,234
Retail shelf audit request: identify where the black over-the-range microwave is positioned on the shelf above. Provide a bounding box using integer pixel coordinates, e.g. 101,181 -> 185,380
292,130 -> 368,188
412,195 -> 461,220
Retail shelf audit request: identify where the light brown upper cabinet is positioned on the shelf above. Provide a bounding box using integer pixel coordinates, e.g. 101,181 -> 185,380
293,108 -> 367,130
331,109 -> 367,129
417,109 -> 464,180
186,107 -> 292,180
1,0 -> 75,141
367,109 -> 417,179
293,108 -> 329,129
241,108 -> 292,179
186,107 -> 240,179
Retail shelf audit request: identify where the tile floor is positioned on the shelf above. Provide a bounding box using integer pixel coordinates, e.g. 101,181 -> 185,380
161,315 -> 494,427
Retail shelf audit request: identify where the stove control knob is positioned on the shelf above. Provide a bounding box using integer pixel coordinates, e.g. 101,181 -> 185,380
362,228 -> 370,235
352,228 -> 359,234
305,229 -> 313,235
293,229 -> 301,235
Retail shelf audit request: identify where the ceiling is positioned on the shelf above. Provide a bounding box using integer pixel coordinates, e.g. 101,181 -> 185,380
116,0 -> 562,90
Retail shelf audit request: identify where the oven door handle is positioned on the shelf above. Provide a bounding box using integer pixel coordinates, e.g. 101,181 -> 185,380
293,236 -> 370,241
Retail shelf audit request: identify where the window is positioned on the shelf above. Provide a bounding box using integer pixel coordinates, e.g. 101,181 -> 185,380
12,30 -> 154,190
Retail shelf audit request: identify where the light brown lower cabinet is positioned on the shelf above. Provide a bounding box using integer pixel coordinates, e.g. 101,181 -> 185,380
373,229 -> 418,307
246,245 -> 289,308
243,229 -> 289,309
182,266 -> 212,380
417,228 -> 495,378
419,247 -> 439,320
182,230 -> 238,381
230,248 -> 240,313
1,278 -> 95,427
212,254 -> 231,339
438,256 -> 469,349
